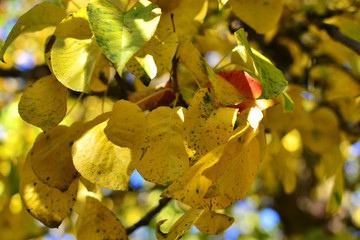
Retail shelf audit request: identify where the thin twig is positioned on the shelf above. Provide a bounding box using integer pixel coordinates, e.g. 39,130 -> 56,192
126,198 -> 171,235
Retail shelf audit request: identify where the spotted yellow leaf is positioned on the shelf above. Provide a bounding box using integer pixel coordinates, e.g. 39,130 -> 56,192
162,145 -> 233,210
137,107 -> 189,185
20,153 -> 78,228
18,75 -> 67,131
156,208 -> 204,240
76,196 -> 127,240
184,88 -> 238,165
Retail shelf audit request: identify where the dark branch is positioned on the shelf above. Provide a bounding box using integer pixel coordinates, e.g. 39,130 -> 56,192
0,65 -> 50,79
125,197 -> 171,235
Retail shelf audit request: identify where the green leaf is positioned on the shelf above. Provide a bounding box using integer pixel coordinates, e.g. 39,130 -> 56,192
126,16 -> 178,86
87,0 -> 162,74
20,153 -> 78,228
234,29 -> 287,99
229,0 -> 283,34
277,92 -> 294,113
0,2 -> 67,62
76,197 -> 128,240
51,8 -> 103,93
137,107 -> 189,185
18,75 -> 67,131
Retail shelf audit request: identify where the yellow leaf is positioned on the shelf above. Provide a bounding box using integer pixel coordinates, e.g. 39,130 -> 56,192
184,88 -> 238,165
229,0 -> 283,34
300,107 -> 340,154
156,208 -> 204,240
20,153 -> 78,228
127,15 -> 178,86
30,113 -> 110,191
0,2 -> 67,62
18,75 -> 67,131
205,63 -> 243,106
104,100 -> 148,172
162,145 -> 233,210
326,166 -> 344,215
176,37 -> 209,87
108,0 -> 139,11
51,8 -> 103,93
73,120 -> 135,191
195,210 -> 234,235
204,126 -> 259,200
137,107 -> 189,185
76,196 -> 127,240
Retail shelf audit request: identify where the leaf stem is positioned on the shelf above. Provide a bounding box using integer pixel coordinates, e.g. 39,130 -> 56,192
126,198 -> 171,235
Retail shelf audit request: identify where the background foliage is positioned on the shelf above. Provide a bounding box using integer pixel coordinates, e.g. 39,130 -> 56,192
0,0 -> 360,239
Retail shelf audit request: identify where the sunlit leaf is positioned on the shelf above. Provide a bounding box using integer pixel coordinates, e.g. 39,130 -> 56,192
51,8 -> 102,93
229,0 -> 283,34
20,153 -> 78,228
162,145 -> 233,210
137,107 -> 189,185
195,210 -> 234,235
0,2 -> 67,62
104,100 -> 148,172
277,92 -> 294,113
156,208 -> 204,240
73,120 -> 136,191
87,0 -> 161,74
218,0 -> 229,9
234,29 -> 287,99
108,0 -> 139,11
184,88 -> 238,165
76,196 -> 127,240
18,75 -> 67,132
126,16 -> 178,86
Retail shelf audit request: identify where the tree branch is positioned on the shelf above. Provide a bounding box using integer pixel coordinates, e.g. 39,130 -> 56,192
125,197 -> 171,235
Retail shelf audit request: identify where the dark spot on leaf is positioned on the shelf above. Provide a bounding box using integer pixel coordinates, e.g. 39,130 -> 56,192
69,141 -> 74,147
46,176 -> 50,181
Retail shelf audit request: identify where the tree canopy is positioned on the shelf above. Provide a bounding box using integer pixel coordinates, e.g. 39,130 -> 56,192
0,0 -> 360,239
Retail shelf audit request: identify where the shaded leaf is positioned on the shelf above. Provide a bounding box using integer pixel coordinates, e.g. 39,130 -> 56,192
0,2 -> 67,62
127,16 -> 178,86
73,120 -> 135,191
87,0 -> 161,74
18,75 -> 67,131
162,145 -> 233,210
51,8 -> 102,93
229,0 -> 283,34
20,153 -> 78,228
156,208 -> 204,240
195,210 -> 234,235
76,196 -> 127,240
104,100 -> 148,172
137,107 -> 189,185
326,165 -> 344,215
234,29 -> 287,99
277,92 -> 294,113
31,113 -> 110,191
